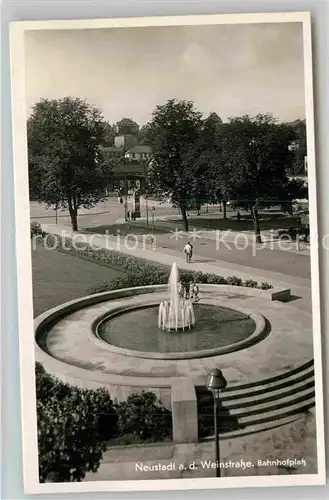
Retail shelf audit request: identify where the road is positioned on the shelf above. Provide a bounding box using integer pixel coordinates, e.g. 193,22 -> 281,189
30,198 -> 226,228
31,198 -> 311,280
147,233 -> 311,279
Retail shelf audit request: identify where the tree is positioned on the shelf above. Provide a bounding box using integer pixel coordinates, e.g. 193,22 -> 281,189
36,363 -> 118,483
287,119 -> 307,176
28,98 -> 113,231
100,122 -> 116,146
138,123 -> 152,145
146,99 -> 203,231
203,112 -> 223,129
187,112 -> 237,218
115,117 -> 139,136
221,114 -> 298,242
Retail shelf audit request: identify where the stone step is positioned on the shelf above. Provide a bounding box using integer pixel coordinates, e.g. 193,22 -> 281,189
237,396 -> 315,427
220,361 -> 314,399
195,361 -> 314,402
201,413 -> 304,441
225,386 -> 314,418
219,378 -> 314,409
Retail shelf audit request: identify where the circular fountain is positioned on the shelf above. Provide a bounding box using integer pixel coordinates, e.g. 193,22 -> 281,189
34,261 -> 313,411
158,262 -> 195,331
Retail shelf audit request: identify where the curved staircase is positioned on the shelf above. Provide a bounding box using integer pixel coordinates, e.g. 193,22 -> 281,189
197,360 -> 315,440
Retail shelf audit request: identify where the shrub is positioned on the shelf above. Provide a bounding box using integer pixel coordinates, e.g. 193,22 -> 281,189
115,392 -> 172,442
30,221 -> 45,239
278,226 -> 310,242
36,363 -> 118,483
261,282 -> 273,290
36,364 -> 173,482
39,232 -> 273,291
226,275 -> 243,286
244,279 -> 258,288
88,270 -> 272,295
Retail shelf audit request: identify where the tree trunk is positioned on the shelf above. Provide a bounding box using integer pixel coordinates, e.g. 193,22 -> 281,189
196,203 -> 201,216
223,200 -> 227,220
181,206 -> 189,232
68,201 -> 78,231
251,205 -> 261,243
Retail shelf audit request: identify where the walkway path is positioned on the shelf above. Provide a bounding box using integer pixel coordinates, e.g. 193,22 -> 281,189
40,223 -> 312,312
84,410 -> 317,481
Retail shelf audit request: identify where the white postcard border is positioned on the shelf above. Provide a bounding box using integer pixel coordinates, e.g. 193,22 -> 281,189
9,11 -> 326,494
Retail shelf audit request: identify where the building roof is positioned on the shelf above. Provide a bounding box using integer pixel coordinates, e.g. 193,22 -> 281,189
112,163 -> 147,175
125,145 -> 152,154
99,146 -> 124,153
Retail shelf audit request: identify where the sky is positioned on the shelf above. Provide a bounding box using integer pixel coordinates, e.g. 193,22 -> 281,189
24,22 -> 305,126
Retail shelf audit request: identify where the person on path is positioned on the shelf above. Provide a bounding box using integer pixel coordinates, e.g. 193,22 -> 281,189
127,211 -> 130,221
183,241 -> 193,263
192,281 -> 200,302
189,281 -> 194,300
237,211 -> 241,222
183,280 -> 190,299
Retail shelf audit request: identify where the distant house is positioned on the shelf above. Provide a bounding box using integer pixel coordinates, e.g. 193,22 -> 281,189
98,145 -> 124,160
114,134 -> 138,151
124,145 -> 152,162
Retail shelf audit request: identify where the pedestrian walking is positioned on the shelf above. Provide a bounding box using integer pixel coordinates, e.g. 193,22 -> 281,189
183,280 -> 190,299
127,210 -> 130,221
192,281 -> 200,302
189,281 -> 194,300
237,211 -> 241,222
183,241 -> 193,263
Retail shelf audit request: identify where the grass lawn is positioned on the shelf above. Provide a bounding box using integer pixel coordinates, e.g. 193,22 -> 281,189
32,243 -> 125,316
84,213 -> 300,236
84,222 -> 169,236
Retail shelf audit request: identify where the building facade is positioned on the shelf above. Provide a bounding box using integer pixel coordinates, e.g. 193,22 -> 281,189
114,134 -> 138,151
124,145 -> 152,162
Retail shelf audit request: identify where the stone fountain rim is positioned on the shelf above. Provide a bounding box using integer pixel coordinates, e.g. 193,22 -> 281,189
91,296 -> 267,360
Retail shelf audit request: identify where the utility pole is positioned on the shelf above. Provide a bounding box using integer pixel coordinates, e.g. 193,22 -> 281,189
124,175 -> 128,221
152,206 -> 156,243
146,198 -> 149,227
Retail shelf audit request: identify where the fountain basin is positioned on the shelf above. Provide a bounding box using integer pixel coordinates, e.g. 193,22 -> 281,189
92,298 -> 267,360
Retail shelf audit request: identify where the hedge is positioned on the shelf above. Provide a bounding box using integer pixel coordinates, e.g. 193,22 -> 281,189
36,363 -> 172,483
33,232 -> 273,292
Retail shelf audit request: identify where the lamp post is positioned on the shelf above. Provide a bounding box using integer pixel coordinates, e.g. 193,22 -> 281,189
146,198 -> 149,228
124,176 -> 128,221
151,206 -> 156,243
206,369 -> 227,478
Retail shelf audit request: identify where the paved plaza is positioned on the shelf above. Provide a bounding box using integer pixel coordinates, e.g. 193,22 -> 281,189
33,217 -> 316,482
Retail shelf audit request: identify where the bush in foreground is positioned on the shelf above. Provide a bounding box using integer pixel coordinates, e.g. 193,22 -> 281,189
36,363 -> 118,482
36,363 -> 172,482
116,392 -> 172,442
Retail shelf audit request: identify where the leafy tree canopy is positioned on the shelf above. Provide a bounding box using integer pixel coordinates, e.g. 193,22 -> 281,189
28,97 -> 113,230
146,99 -> 203,230
115,117 -> 139,136
221,114 -> 302,240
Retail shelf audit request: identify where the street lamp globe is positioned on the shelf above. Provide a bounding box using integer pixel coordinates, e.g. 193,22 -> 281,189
206,369 -> 227,399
